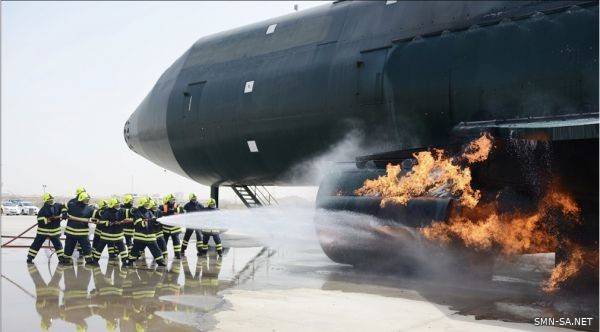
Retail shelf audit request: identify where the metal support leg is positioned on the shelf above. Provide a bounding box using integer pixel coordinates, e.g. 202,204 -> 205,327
211,185 -> 219,208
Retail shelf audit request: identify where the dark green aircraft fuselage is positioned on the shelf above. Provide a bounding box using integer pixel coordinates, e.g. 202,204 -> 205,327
125,1 -> 598,187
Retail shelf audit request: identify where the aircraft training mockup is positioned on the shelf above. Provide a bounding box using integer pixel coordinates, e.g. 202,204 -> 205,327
125,1 -> 598,281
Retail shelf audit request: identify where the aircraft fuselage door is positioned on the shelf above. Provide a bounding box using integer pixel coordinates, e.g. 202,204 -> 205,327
183,81 -> 206,119
357,48 -> 389,105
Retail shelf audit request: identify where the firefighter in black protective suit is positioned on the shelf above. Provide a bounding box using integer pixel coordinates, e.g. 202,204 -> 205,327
181,193 -> 204,256
161,193 -> 183,259
90,199 -> 108,261
27,193 -> 68,264
120,194 -> 135,255
62,191 -> 96,265
149,199 -> 168,260
61,187 -> 86,256
124,197 -> 166,266
90,197 -> 129,266
199,198 -> 223,257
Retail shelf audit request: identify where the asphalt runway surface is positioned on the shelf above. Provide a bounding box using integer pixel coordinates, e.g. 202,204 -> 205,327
1,215 -> 597,331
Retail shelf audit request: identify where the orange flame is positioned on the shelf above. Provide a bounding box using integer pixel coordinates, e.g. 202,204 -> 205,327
355,133 -> 493,208
463,133 -> 494,164
420,189 -> 577,256
354,133 -> 593,292
542,246 -> 585,293
545,190 -> 581,217
545,246 -> 598,292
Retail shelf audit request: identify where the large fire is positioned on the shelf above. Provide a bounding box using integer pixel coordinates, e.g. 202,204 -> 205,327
420,188 -> 577,255
355,133 -> 493,208
355,133 -> 596,292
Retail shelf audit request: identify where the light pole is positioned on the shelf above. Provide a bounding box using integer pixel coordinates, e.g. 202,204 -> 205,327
42,184 -> 46,194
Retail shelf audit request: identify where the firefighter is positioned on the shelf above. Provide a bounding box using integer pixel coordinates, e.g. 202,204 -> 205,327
161,194 -> 182,259
199,198 -> 223,257
90,200 -> 108,261
120,194 -> 135,254
61,187 -> 86,255
90,197 -> 129,266
27,193 -> 68,264
63,191 -> 96,265
124,197 -> 166,267
181,193 -> 204,256
149,199 -> 168,260
61,186 -> 86,219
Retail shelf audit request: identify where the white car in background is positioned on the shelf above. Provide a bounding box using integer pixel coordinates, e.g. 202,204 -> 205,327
1,201 -> 20,215
16,201 -> 39,215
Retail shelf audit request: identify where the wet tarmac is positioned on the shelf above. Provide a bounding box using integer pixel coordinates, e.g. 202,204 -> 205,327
1,215 -> 597,331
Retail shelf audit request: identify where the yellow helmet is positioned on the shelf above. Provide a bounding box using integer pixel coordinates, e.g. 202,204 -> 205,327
75,187 -> 86,196
189,193 -> 197,201
42,192 -> 54,203
78,192 -> 90,202
123,194 -> 133,204
97,200 -> 108,209
206,198 -> 216,208
137,196 -> 149,208
107,197 -> 120,209
106,321 -> 116,332
148,199 -> 156,209
40,320 -> 50,332
163,194 -> 174,203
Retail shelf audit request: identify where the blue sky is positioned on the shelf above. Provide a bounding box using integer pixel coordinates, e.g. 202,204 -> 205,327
1,1 -> 328,200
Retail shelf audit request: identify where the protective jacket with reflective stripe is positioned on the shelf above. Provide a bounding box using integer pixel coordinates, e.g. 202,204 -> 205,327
121,203 -> 135,233
98,208 -> 124,241
132,207 -> 156,242
92,208 -> 106,234
65,201 -> 94,237
183,201 -> 204,212
36,203 -> 63,237
162,202 -> 182,233
150,209 -> 164,235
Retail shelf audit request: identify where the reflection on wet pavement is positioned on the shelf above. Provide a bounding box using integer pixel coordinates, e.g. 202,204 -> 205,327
2,246 -> 265,331
1,221 -> 597,331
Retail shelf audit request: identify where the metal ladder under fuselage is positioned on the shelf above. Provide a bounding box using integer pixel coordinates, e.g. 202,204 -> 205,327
230,185 -> 278,208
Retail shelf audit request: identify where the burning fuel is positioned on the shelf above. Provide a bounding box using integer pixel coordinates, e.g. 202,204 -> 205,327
543,246 -> 585,293
355,133 -> 597,292
420,188 -> 576,255
355,133 -> 493,208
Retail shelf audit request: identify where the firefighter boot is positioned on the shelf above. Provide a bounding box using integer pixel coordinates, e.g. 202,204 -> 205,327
59,257 -> 72,265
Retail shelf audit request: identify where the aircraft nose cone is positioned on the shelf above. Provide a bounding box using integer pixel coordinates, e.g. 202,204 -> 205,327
124,91 -> 189,179
123,115 -> 135,153
123,102 -> 143,157
123,47 -> 192,178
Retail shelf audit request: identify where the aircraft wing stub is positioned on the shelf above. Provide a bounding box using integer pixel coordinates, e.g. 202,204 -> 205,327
452,113 -> 599,141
